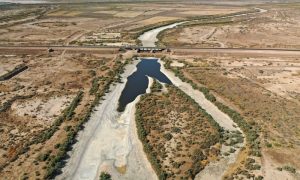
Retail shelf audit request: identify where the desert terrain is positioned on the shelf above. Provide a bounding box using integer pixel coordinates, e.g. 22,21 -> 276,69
136,80 -> 222,179
162,49 -> 300,179
159,3 -> 300,49
0,0 -> 299,180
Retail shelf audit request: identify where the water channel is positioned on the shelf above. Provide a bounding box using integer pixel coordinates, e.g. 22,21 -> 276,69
138,22 -> 185,47
118,58 -> 172,111
60,7 -> 268,179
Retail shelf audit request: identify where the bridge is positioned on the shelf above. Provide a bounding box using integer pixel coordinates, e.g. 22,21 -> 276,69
0,45 -> 300,56
119,46 -> 170,53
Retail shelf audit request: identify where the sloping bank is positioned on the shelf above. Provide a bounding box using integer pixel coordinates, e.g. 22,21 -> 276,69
58,60 -> 156,180
158,59 -> 245,179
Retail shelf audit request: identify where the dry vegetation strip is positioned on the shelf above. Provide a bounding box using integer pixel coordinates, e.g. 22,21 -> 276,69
162,58 -> 261,178
41,58 -> 131,179
156,9 -> 260,47
0,4 -> 50,28
0,64 -> 28,81
135,80 -> 222,179
0,50 -> 131,179
162,57 -> 299,179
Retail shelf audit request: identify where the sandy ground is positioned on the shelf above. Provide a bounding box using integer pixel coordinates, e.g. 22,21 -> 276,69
178,8 -> 246,16
11,95 -> 72,125
195,143 -> 244,180
179,27 -> 225,48
159,59 -> 245,179
139,16 -> 181,26
159,59 -> 239,131
170,60 -> 184,67
261,151 -> 297,180
58,60 -> 157,180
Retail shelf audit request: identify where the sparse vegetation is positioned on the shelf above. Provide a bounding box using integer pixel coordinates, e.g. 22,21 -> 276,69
0,94 -> 35,112
282,165 -> 296,174
162,57 -> 267,178
136,83 -> 222,179
33,90 -> 83,144
1,1 -> 300,179
0,64 -> 28,81
89,77 -> 100,95
151,79 -> 163,92
43,58 -> 130,179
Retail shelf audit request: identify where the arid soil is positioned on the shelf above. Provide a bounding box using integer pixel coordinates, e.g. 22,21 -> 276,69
1,1 -> 300,180
0,47 -> 125,179
0,2 -> 246,47
165,50 -> 300,179
159,3 -> 300,49
58,61 -> 157,180
136,80 -> 222,179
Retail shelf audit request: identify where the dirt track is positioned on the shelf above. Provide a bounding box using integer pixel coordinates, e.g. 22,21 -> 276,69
1,46 -> 300,55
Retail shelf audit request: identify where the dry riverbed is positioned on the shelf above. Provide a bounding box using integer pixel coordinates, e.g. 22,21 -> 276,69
58,60 -> 156,180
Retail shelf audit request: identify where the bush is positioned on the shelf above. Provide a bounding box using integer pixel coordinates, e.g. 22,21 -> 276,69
255,175 -> 264,180
37,152 -> 50,162
0,64 -> 28,81
100,172 -> 111,180
33,91 -> 83,145
43,58 -> 131,179
171,127 -> 181,133
163,133 -> 173,141
151,79 -> 163,92
90,77 -> 100,95
162,57 -> 260,157
0,94 -> 35,112
283,165 -> 296,174
66,91 -> 84,120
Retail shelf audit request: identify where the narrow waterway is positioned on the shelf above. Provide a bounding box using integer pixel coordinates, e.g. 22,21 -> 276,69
138,7 -> 267,47
58,58 -> 171,180
58,60 -> 157,180
59,7 -> 268,180
138,22 -> 185,47
118,58 -> 171,111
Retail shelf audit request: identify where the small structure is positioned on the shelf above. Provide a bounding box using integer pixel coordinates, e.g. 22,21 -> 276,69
137,47 -> 165,53
48,48 -> 54,53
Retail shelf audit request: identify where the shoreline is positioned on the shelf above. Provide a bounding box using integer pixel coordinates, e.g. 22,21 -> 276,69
58,59 -> 156,180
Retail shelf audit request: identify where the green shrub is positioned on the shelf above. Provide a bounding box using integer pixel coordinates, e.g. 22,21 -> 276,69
151,79 -> 163,92
163,133 -> 173,141
90,77 -> 100,95
283,165 -> 296,174
99,172 -> 111,180
0,64 -> 28,81
162,56 -> 262,161
43,58 -> 131,179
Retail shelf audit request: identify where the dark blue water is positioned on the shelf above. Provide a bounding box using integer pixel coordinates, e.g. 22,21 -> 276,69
117,58 -> 172,112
